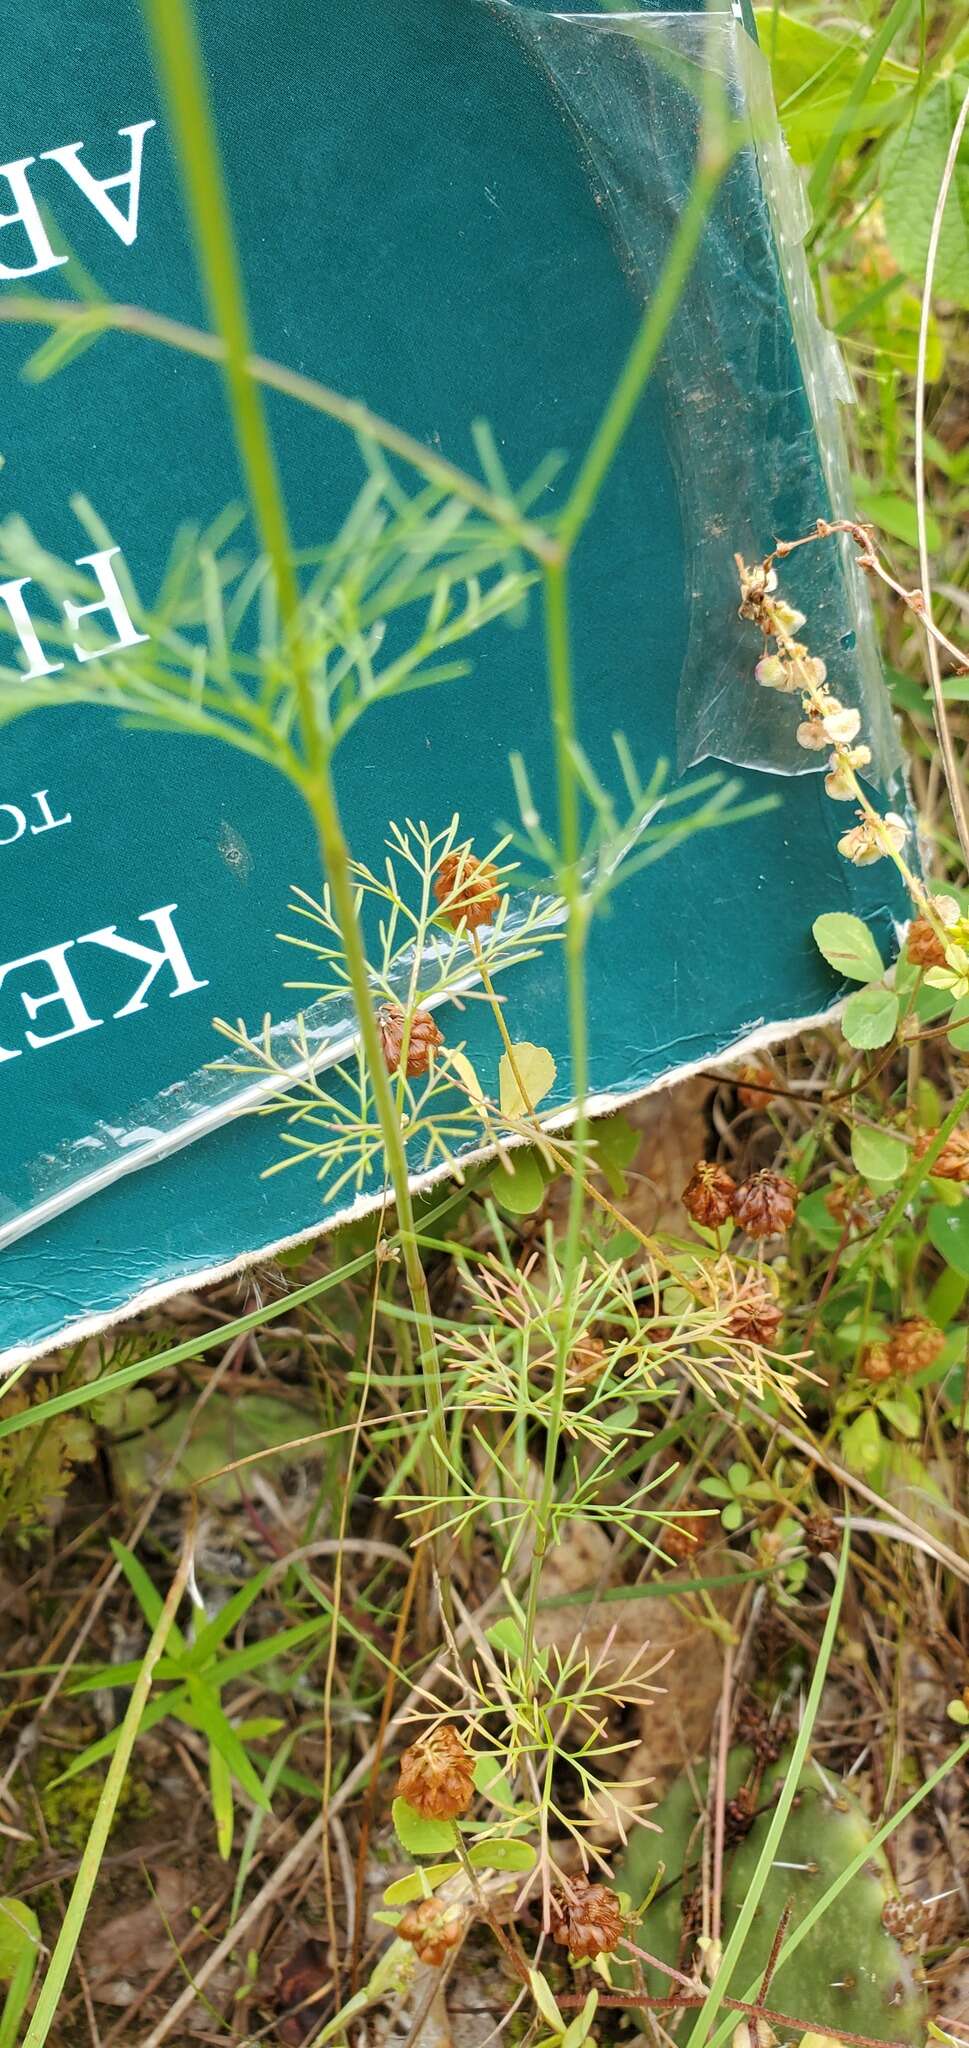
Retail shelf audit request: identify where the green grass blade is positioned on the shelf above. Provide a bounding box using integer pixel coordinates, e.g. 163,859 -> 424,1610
683,1520 -> 852,2048
21,1533 -> 195,2048
110,1540 -> 189,1655
181,1565 -> 272,1669
807,0 -> 921,210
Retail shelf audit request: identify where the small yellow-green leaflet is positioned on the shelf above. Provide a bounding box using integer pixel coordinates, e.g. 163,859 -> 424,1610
499,1042 -> 557,1118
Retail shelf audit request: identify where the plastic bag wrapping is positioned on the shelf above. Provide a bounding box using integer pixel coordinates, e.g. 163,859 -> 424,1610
494,1 -> 903,791
0,882 -> 565,1251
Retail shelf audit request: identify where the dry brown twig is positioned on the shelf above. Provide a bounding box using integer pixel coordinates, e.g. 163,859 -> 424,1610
770,502 -> 969,873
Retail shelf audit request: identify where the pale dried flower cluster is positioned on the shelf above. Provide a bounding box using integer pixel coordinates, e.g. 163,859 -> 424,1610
736,554 -> 908,870
914,892 -> 969,1003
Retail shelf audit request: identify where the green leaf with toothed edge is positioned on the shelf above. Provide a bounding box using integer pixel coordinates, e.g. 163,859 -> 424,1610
851,1124 -> 908,1185
842,985 -> 899,1049
812,912 -> 885,982
391,1798 -> 458,1857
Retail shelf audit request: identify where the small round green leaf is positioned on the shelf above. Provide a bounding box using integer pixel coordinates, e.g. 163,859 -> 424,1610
813,912 -> 886,982
467,1837 -> 537,1871
391,1798 -> 458,1857
851,1125 -> 908,1186
877,1388 -> 921,1440
499,1042 -> 557,1118
488,1150 -> 547,1215
0,1898 -> 40,1984
840,1407 -> 884,1476
948,995 -> 969,1053
383,1862 -> 461,1905
485,1618 -> 525,1661
842,985 -> 899,1050
928,1200 -> 969,1277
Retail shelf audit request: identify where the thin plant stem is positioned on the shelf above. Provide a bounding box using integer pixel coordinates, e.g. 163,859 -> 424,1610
775,518 -> 969,676
519,559 -> 591,1684
0,295 -> 557,564
518,115 -> 733,1670
140,0 -> 450,1536
21,1512 -> 197,2048
827,1078 -> 969,1300
321,1221 -> 386,1994
914,78 -> 969,874
683,1522 -> 851,2048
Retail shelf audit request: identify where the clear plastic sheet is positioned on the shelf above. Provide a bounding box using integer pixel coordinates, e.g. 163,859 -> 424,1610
494,1 -> 903,790
0,883 -> 565,1250
0,1 -> 903,1252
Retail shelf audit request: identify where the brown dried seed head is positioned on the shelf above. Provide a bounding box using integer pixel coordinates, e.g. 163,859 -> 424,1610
433,849 -> 502,932
663,1510 -> 710,1561
824,1176 -> 876,1230
682,1160 -> 738,1229
549,1877 -> 624,1959
860,1342 -> 892,1385
803,1511 -> 838,1556
397,1725 -> 475,1820
736,1064 -> 777,1112
914,1126 -> 969,1184
728,1280 -> 783,1347
906,918 -> 947,969
888,1317 -> 944,1379
731,1169 -> 797,1239
734,1694 -> 787,1763
377,1002 -> 444,1078
725,1786 -> 757,1842
397,1898 -> 465,1966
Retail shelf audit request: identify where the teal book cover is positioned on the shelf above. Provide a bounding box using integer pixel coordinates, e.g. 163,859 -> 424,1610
0,0 -> 909,1365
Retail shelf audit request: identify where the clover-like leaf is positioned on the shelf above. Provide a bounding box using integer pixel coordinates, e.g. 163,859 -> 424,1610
499,1042 -> 557,1118
842,985 -> 899,1050
851,1125 -> 908,1186
391,1797 -> 458,1857
813,912 -> 885,983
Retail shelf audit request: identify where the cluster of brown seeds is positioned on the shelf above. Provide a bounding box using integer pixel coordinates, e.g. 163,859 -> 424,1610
735,1693 -> 789,1764
433,848 -> 502,932
682,1161 -> 797,1240
907,917 -> 948,970
803,1510 -> 838,1556
724,1784 -> 757,1842
376,847 -> 504,1076
396,1725 -> 476,1821
663,1509 -> 711,1560
727,1275 -> 784,1346
398,1898 -> 466,1965
861,1318 -> 945,1383
378,1001 -> 444,1078
548,1876 -> 624,1959
914,1124 -> 969,1184
824,1177 -> 880,1231
735,1064 -> 777,1111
